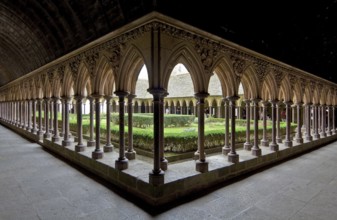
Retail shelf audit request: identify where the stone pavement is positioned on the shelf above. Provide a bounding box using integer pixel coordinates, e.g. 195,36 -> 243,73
1,124 -> 337,220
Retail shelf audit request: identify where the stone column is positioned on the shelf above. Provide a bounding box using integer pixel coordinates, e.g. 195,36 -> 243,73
244,99 -> 252,151
52,97 -> 60,142
103,96 -> 113,152
276,101 -> 282,143
284,101 -> 293,147
320,105 -> 326,138
43,98 -> 51,138
148,88 -> 165,185
318,105 -> 321,134
60,98 -> 65,137
31,99 -> 37,134
194,92 -> 209,172
87,97 -> 96,147
305,103 -> 313,141
251,99 -> 261,156
49,100 -> 53,134
228,96 -> 240,163
313,104 -> 320,139
269,100 -> 279,151
92,95 -> 103,159
295,102 -> 303,143
160,93 -> 168,171
292,105 -> 296,123
126,94 -> 137,160
37,99 -> 44,138
62,97 -> 71,147
115,91 -> 129,170
333,106 -> 336,135
327,105 -> 332,136
260,101 -> 269,146
75,96 -> 85,152
27,100 -> 31,130
222,98 -> 230,155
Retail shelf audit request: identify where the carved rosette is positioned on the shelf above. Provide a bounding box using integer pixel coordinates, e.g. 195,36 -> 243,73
195,43 -> 217,74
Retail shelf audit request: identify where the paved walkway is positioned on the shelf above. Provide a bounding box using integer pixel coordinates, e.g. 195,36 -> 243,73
1,124 -> 337,220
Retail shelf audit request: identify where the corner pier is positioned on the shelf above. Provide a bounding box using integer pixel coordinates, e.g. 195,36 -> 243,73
2,120 -> 336,207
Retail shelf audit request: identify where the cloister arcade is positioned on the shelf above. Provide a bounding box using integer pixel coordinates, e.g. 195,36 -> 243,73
0,12 -> 336,205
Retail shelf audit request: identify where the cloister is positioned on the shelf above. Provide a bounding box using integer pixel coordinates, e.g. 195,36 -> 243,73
1,12 -> 337,206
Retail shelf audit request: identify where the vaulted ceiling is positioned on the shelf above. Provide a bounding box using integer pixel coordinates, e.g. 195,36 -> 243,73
0,0 -> 336,87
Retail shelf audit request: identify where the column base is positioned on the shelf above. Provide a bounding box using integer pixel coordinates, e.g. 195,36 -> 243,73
59,132 -> 63,137
295,137 -> 303,144
31,128 -> 37,134
243,143 -> 252,151
43,133 -> 51,139
75,144 -> 86,152
305,136 -> 313,141
313,134 -> 320,139
87,140 -> 96,147
125,150 -> 137,160
92,150 -> 103,159
276,137 -> 282,143
62,140 -> 71,147
251,148 -> 261,156
52,136 -> 60,142
160,158 -> 168,171
149,170 -> 165,186
284,140 -> 293,147
115,158 -> 128,170
103,144 -> 113,152
332,130 -> 336,135
193,151 -> 206,160
228,153 -> 239,163
74,137 -> 78,142
269,143 -> 279,151
260,139 -> 269,147
196,160 -> 208,173
320,133 -> 326,138
222,146 -> 230,155
327,131 -> 332,136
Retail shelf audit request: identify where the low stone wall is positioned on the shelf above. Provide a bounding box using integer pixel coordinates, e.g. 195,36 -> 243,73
2,120 -> 337,207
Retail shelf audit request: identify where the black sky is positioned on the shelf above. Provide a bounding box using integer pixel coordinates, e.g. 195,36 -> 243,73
157,0 -> 337,83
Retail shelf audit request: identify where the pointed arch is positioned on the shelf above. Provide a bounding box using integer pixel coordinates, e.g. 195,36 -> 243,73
74,62 -> 91,96
163,44 -> 207,93
93,54 -> 114,95
278,76 -> 292,102
61,65 -> 74,97
213,55 -> 236,97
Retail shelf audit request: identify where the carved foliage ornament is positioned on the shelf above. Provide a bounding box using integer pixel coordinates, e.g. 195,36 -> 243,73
230,55 -> 247,79
57,65 -> 65,84
85,51 -> 99,79
273,68 -> 284,88
254,61 -> 268,82
195,43 -> 217,73
288,73 -> 297,90
106,45 -> 121,74
69,55 -> 83,80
